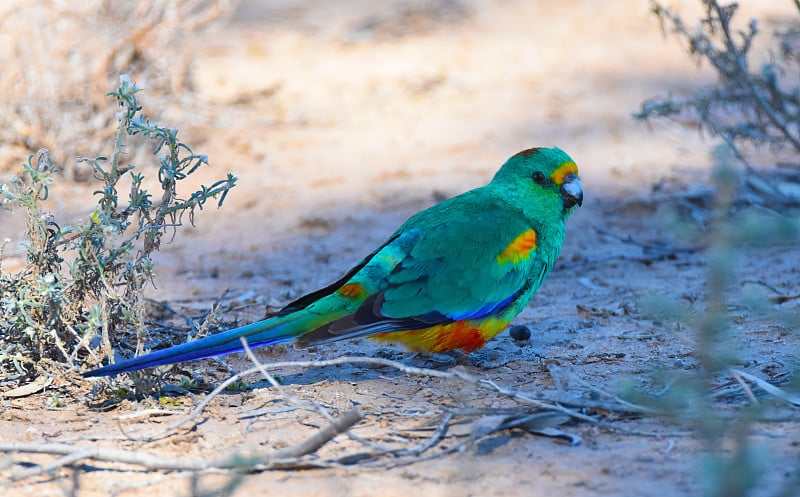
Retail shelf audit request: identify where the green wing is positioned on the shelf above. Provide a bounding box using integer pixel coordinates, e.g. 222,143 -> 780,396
295,189 -> 553,346
381,192 -> 545,318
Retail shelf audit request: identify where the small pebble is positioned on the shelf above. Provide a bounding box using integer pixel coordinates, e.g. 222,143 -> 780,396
509,325 -> 531,341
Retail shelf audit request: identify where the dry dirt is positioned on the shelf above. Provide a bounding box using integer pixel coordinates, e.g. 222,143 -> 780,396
2,1 -> 800,496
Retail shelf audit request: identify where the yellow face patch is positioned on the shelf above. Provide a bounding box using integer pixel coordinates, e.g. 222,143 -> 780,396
496,229 -> 537,265
549,161 -> 579,185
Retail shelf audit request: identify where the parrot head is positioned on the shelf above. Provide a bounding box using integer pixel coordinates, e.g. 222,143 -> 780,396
492,147 -> 583,215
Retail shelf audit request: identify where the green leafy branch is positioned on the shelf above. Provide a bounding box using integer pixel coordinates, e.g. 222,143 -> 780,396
0,75 -> 237,380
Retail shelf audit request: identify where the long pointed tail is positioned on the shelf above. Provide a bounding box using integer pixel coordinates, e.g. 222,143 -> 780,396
82,314 -> 305,378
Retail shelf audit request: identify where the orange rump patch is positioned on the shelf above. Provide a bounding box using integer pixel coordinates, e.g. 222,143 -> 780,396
497,229 -> 537,265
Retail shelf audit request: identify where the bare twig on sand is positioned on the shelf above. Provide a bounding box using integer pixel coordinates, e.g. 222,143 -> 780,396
1,408 -> 363,481
2,415 -> 357,480
3,352 -> 672,481
72,355 -> 622,444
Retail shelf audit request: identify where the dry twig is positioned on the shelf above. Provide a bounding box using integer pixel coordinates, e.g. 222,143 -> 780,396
1,408 -> 363,482
4,352 -> 697,481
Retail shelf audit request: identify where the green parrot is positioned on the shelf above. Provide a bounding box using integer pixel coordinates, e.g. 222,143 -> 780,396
84,147 -> 582,377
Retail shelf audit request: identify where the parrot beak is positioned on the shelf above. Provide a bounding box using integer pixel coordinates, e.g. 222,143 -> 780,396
561,174 -> 583,209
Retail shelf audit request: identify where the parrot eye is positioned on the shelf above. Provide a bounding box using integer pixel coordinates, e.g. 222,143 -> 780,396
532,171 -> 546,185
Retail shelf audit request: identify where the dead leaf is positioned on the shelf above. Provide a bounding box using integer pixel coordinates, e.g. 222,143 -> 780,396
469,412 -> 580,445
730,369 -> 800,407
529,426 -> 582,446
0,376 -> 52,398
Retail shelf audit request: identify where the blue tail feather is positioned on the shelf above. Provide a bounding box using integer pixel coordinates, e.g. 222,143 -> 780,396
82,317 -> 296,378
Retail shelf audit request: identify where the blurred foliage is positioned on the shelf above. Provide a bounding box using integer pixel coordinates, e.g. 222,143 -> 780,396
0,0 -> 230,178
643,147 -> 799,497
637,0 -> 800,214
637,0 -> 800,155
638,2 -> 800,496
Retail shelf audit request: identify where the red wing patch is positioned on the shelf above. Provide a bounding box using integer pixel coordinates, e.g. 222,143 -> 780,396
337,282 -> 367,300
496,229 -> 537,265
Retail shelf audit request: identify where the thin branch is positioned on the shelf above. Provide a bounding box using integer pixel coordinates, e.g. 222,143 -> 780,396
9,354 -> 704,481
239,338 -> 386,452
729,368 -> 759,406
2,408 -> 362,480
74,355 -> 649,445
273,408 -> 364,459
708,1 -> 800,151
568,375 -> 658,415
593,227 -> 702,255
116,409 -> 184,421
390,411 -> 454,458
10,449 -> 95,481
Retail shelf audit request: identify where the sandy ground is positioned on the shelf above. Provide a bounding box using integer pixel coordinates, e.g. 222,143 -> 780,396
2,1 -> 800,496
